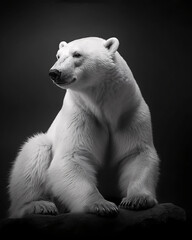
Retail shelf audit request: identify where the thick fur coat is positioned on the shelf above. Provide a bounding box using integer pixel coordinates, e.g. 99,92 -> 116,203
8,37 -> 159,218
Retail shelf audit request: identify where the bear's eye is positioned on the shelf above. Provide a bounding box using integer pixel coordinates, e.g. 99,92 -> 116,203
73,52 -> 82,58
56,54 -> 60,60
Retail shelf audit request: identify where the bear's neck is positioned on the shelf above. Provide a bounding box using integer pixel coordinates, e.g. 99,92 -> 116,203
66,57 -> 142,126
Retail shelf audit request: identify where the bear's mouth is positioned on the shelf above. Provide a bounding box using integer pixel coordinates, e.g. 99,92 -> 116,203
54,77 -> 76,86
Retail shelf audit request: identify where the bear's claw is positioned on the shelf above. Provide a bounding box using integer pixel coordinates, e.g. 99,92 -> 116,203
119,195 -> 157,210
85,199 -> 119,217
21,200 -> 58,216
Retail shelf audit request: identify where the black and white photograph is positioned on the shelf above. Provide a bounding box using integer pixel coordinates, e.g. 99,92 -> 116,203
0,0 -> 191,238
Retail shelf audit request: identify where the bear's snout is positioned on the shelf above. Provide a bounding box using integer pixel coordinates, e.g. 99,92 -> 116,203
49,69 -> 61,83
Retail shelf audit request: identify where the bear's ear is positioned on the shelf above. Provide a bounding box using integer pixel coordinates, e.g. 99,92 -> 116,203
59,41 -> 67,49
104,37 -> 119,55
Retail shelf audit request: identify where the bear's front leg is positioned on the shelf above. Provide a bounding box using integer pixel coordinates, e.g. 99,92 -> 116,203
119,146 -> 159,210
47,151 -> 118,216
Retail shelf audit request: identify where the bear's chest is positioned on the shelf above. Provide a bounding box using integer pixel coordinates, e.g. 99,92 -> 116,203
102,106 -> 137,159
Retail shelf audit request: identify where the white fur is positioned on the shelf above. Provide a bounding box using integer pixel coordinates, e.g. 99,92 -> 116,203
8,37 -> 159,218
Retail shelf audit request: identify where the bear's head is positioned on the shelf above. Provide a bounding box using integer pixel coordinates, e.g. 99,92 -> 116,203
49,37 -> 119,91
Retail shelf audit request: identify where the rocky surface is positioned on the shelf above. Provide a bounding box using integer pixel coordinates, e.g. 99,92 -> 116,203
0,203 -> 187,238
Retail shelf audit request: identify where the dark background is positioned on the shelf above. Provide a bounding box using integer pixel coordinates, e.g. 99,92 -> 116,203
0,0 -> 191,221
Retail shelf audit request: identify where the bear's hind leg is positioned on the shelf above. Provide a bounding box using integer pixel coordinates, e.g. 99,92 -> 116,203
119,146 -> 159,210
8,133 -> 58,218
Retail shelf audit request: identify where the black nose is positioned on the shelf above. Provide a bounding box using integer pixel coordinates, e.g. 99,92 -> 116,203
49,69 -> 61,83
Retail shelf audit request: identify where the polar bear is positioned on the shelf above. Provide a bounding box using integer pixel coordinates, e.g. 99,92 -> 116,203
8,37 -> 159,218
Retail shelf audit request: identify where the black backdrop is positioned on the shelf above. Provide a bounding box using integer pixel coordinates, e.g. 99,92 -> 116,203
1,0 -> 192,220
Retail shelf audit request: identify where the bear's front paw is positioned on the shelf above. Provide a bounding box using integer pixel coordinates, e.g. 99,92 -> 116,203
119,194 -> 157,210
20,200 -> 58,217
85,199 -> 119,217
